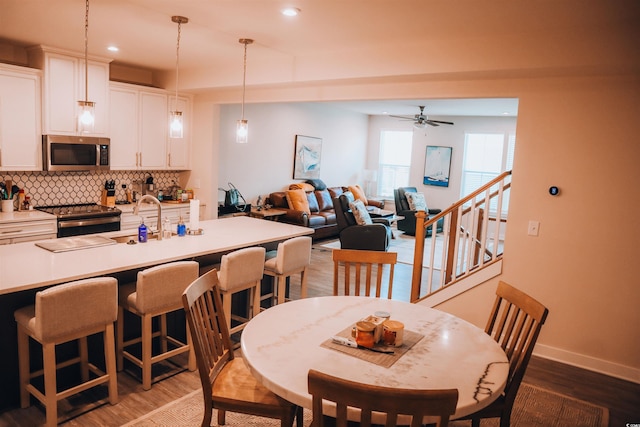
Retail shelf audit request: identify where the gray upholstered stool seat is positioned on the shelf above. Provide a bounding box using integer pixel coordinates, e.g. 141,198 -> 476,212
116,260 -> 198,390
14,277 -> 119,427
217,246 -> 266,335
263,236 -> 312,305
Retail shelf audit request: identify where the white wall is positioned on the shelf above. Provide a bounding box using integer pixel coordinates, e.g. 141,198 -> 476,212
216,102 -> 369,206
367,115 -> 518,211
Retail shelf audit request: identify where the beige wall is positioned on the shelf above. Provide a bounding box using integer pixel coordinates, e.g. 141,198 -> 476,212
188,71 -> 640,383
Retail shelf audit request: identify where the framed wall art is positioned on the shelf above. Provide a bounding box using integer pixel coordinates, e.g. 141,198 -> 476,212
424,145 -> 452,187
293,135 -> 322,179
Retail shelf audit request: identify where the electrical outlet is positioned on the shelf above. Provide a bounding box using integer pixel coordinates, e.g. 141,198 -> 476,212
528,220 -> 540,236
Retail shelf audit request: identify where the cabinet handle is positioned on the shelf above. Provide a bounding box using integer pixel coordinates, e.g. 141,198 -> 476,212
168,153 -> 171,167
2,229 -> 23,234
0,148 -> 2,166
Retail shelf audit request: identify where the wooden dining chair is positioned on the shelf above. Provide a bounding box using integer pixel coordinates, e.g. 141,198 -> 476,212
307,369 -> 458,427
182,269 -> 303,427
458,280 -> 549,427
332,249 -> 397,299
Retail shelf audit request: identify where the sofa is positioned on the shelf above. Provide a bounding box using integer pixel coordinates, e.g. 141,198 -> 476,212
394,187 -> 444,237
265,182 -> 384,240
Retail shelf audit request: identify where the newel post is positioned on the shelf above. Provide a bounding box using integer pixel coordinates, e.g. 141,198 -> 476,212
411,211 -> 427,302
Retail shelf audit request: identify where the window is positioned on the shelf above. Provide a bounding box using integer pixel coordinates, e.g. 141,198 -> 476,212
377,130 -> 413,198
461,133 -> 515,212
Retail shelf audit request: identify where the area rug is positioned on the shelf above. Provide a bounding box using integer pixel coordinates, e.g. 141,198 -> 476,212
320,233 -> 445,269
122,383 -> 608,427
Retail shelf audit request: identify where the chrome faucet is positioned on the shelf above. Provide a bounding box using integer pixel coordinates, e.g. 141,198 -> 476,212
134,194 -> 163,240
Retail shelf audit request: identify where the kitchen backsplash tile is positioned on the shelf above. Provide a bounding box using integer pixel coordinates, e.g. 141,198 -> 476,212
1,171 -> 181,206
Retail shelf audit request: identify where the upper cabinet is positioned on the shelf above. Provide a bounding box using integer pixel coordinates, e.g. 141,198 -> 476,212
109,82 -> 191,170
28,46 -> 110,137
0,64 -> 42,171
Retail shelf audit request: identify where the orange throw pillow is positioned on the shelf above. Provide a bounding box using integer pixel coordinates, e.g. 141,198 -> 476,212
348,184 -> 368,205
285,189 -> 311,215
289,183 -> 315,192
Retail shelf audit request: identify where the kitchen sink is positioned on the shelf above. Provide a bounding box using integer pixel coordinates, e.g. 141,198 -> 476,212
111,232 -> 177,244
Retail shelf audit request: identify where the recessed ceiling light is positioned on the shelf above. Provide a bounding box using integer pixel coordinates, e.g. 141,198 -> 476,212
282,7 -> 300,17
107,45 -> 119,52
502,111 -> 510,115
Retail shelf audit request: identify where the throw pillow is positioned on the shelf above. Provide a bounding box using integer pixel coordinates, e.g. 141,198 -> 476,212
348,184 -> 368,205
306,191 -> 320,212
285,189 -> 311,215
289,183 -> 315,192
405,192 -> 428,211
306,179 -> 327,191
348,199 -> 373,225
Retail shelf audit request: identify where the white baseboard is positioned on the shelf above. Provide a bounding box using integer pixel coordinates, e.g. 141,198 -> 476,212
533,343 -> 640,384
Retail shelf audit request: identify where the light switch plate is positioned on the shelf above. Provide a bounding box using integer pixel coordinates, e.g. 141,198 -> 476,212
528,220 -> 540,236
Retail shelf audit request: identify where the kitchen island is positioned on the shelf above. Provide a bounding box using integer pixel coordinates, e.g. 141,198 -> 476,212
0,216 -> 313,410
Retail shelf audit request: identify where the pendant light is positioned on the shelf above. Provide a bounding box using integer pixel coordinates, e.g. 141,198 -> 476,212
77,0 -> 95,134
236,38 -> 253,144
170,16 -> 188,139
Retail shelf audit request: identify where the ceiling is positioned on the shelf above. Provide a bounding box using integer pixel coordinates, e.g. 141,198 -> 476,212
1,1 -> 634,117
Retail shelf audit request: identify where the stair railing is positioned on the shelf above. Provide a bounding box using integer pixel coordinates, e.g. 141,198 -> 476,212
410,170 -> 512,302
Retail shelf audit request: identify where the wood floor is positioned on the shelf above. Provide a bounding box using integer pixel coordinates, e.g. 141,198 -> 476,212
1,238 -> 638,426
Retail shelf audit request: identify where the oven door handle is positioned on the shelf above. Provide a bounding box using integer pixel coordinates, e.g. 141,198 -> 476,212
58,216 -> 121,229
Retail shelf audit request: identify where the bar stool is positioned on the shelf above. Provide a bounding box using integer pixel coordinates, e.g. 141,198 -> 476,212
217,246 -> 266,335
116,261 -> 198,390
263,236 -> 312,305
14,277 -> 119,427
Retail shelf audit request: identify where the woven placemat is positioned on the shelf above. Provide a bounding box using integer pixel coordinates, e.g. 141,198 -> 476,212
320,324 -> 424,368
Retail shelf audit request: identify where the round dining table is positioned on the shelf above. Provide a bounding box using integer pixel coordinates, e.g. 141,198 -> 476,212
241,296 -> 509,424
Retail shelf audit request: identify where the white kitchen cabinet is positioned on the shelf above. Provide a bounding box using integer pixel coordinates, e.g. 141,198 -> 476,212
139,90 -> 168,169
110,82 -> 192,170
0,64 -> 42,171
109,84 -> 139,169
29,47 -> 110,137
0,217 -> 57,245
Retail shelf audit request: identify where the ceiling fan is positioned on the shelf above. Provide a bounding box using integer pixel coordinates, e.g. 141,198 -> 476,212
389,106 -> 454,129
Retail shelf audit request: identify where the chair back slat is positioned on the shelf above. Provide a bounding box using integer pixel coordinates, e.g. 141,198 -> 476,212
485,281 -> 549,404
332,249 -> 397,299
182,269 -> 235,397
308,369 -> 457,427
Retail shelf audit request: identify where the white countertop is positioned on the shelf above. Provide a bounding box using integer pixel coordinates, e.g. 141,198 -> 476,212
0,216 -> 312,296
0,209 -> 56,223
241,296 -> 509,423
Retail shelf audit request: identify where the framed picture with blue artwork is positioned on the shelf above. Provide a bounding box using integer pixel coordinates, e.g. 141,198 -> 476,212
293,135 -> 322,179
424,145 -> 452,187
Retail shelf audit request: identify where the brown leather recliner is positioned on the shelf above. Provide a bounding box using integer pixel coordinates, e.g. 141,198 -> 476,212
333,194 -> 390,251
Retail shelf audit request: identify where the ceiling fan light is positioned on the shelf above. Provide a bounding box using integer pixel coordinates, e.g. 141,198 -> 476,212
413,121 -> 427,129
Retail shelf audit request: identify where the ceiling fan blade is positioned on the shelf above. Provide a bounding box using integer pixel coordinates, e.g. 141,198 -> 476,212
388,115 -> 414,120
426,120 -> 454,125
426,122 -> 440,127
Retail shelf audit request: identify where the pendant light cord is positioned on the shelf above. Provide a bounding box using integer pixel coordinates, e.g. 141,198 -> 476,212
84,0 -> 89,103
175,19 -> 181,110
241,41 -> 248,120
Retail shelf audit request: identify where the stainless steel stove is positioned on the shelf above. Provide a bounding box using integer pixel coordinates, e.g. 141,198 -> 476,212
36,203 -> 122,237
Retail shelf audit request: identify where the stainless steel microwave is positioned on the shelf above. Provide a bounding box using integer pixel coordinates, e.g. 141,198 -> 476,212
42,135 -> 110,171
